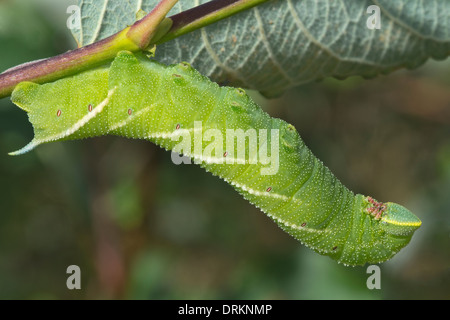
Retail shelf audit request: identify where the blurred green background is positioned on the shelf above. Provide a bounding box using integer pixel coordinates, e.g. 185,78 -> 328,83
0,0 -> 448,300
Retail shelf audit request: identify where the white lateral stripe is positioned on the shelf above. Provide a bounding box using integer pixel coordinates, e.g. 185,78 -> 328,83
145,127 -> 202,140
146,130 -> 183,140
48,88 -> 116,142
232,181 -> 289,201
270,214 -> 327,234
230,183 -> 328,235
107,103 -> 156,132
10,88 -> 115,155
146,128 -> 247,164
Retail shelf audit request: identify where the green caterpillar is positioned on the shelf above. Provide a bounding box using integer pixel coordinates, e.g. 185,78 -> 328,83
10,51 -> 421,266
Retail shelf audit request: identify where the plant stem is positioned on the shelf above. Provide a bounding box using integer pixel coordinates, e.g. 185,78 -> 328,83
0,29 -> 138,99
127,0 -> 179,49
0,0 -> 179,99
0,0 -> 268,99
155,0 -> 270,44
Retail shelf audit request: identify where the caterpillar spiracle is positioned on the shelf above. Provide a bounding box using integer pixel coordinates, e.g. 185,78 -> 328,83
10,51 -> 421,266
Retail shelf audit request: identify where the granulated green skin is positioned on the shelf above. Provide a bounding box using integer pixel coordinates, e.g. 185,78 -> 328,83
11,51 -> 421,266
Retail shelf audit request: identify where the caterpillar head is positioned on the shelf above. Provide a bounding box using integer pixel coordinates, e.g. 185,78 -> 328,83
379,202 -> 422,237
364,196 -> 421,236
337,196 -> 422,265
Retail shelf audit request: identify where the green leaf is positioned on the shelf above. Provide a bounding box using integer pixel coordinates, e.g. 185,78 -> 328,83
73,0 -> 450,97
